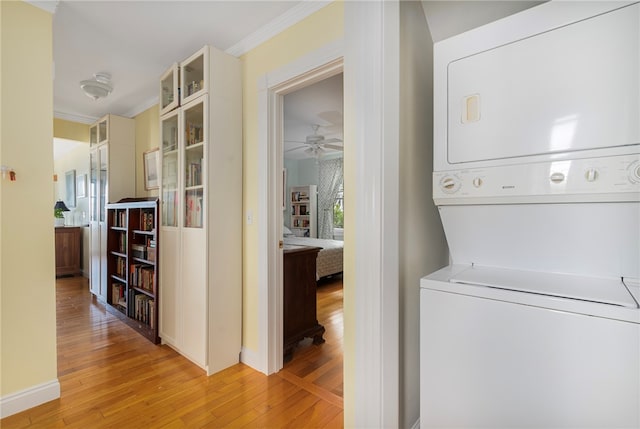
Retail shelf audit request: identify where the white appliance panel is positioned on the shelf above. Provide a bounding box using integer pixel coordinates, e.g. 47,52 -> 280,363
450,265 -> 637,308
438,203 -> 640,279
447,4 -> 639,165
433,154 -> 640,204
434,1 -> 640,172
420,286 -> 640,428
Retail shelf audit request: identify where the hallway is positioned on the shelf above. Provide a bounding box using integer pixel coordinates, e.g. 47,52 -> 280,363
1,276 -> 343,428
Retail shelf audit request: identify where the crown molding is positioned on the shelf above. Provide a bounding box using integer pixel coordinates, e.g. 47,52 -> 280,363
123,95 -> 159,119
24,1 -> 59,14
54,110 -> 98,125
225,0 -> 332,57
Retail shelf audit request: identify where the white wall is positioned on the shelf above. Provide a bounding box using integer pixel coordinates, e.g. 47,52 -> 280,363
399,2 -> 449,427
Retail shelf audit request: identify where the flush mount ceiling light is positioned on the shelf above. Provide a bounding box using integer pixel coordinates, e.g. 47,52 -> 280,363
80,72 -> 113,100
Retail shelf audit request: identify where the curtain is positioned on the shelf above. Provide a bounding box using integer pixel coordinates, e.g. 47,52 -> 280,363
318,157 -> 343,239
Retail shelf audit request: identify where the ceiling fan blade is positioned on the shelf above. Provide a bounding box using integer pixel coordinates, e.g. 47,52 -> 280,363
323,138 -> 342,144
324,144 -> 343,151
284,140 -> 306,144
285,145 -> 307,153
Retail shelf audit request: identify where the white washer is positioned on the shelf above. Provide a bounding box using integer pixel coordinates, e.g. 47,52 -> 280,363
420,265 -> 640,427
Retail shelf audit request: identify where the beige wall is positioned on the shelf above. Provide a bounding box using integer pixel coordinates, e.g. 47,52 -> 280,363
134,105 -> 159,198
53,118 -> 90,142
0,0 -> 57,396
240,2 -> 344,351
398,2 -> 449,426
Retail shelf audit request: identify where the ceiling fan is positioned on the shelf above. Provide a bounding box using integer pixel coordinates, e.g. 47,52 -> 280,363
285,124 -> 343,158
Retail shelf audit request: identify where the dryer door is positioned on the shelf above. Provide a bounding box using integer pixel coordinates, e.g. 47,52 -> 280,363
446,3 -> 639,165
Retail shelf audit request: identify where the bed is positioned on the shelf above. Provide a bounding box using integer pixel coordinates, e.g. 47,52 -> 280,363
283,234 -> 344,280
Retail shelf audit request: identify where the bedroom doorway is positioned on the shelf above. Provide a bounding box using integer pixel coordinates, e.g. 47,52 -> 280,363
254,39 -> 343,377
280,73 -> 344,397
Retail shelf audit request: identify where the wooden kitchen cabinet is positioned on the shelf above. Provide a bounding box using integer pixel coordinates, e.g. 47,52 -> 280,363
55,226 -> 81,277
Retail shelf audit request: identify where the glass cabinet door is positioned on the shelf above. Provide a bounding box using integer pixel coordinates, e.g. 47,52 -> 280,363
181,46 -> 208,105
99,145 -> 108,223
160,63 -> 179,116
98,118 -> 108,144
161,110 -> 180,227
90,125 -> 98,147
90,149 -> 99,221
182,96 -> 206,229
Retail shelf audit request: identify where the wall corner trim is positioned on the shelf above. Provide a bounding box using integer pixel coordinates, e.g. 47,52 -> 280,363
0,379 -> 61,419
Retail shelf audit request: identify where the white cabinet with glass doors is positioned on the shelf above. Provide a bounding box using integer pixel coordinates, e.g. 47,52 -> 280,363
159,45 -> 241,375
89,114 -> 135,301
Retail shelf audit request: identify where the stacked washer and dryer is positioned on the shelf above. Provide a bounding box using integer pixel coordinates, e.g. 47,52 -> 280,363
420,2 -> 640,428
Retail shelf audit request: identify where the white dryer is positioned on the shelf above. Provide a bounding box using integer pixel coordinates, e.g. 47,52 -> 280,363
421,1 -> 640,427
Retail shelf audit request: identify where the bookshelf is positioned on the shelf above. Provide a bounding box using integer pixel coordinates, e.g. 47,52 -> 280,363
290,185 -> 317,238
105,198 -> 159,344
159,45 -> 242,374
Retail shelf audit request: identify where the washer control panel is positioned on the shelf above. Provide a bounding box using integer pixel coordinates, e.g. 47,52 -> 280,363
433,154 -> 640,204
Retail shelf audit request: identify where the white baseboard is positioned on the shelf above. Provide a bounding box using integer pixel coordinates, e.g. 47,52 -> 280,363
410,418 -> 420,429
240,346 -> 265,374
0,379 -> 60,418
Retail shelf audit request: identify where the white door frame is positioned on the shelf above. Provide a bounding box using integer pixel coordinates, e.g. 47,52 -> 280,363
256,40 -> 344,375
256,1 -> 401,422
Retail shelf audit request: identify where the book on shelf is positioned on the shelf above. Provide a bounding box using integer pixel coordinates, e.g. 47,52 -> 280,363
141,211 -> 155,231
118,233 -> 126,253
185,193 -> 203,227
111,283 -> 126,309
112,210 -> 126,227
130,263 -> 154,293
185,122 -> 203,146
134,293 -> 155,327
116,256 -> 126,277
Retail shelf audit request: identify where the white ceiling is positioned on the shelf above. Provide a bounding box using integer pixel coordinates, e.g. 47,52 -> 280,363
46,0 -> 542,161
50,0 -> 326,123
283,73 -> 344,160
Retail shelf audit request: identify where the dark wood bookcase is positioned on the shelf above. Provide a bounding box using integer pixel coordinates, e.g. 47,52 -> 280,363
105,198 -> 159,343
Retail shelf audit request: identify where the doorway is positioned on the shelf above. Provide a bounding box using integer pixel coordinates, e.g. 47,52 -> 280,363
280,73 -> 344,397
254,40 -> 343,376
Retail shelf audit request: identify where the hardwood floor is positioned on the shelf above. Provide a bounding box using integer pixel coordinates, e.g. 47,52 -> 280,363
1,275 -> 344,428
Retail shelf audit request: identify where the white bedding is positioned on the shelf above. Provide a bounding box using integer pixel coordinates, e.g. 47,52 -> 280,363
283,236 -> 344,279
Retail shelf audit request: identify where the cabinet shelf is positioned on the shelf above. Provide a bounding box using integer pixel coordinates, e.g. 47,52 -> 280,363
185,142 -> 204,150
110,251 -> 127,258
133,230 -> 154,236
132,256 -> 155,266
111,274 -> 127,283
133,286 -> 155,298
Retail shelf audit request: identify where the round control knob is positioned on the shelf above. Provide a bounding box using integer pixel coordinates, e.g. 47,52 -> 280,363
440,175 -> 461,194
472,177 -> 483,188
628,161 -> 640,184
584,168 -> 599,182
550,172 -> 565,184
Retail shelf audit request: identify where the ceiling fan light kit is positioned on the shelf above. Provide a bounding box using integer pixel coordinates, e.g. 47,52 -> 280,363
80,72 -> 113,100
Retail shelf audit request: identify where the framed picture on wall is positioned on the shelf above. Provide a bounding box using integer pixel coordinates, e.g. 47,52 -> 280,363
144,148 -> 160,190
65,169 -> 76,208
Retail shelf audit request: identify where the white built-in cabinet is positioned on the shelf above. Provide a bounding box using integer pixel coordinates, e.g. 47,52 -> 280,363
290,185 -> 317,238
89,114 -> 135,301
159,45 -> 242,375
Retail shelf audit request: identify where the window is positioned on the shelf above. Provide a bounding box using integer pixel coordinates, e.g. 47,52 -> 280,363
333,184 -> 344,228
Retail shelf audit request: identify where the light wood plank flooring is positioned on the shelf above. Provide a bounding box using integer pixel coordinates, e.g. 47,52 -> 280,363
1,275 -> 343,428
